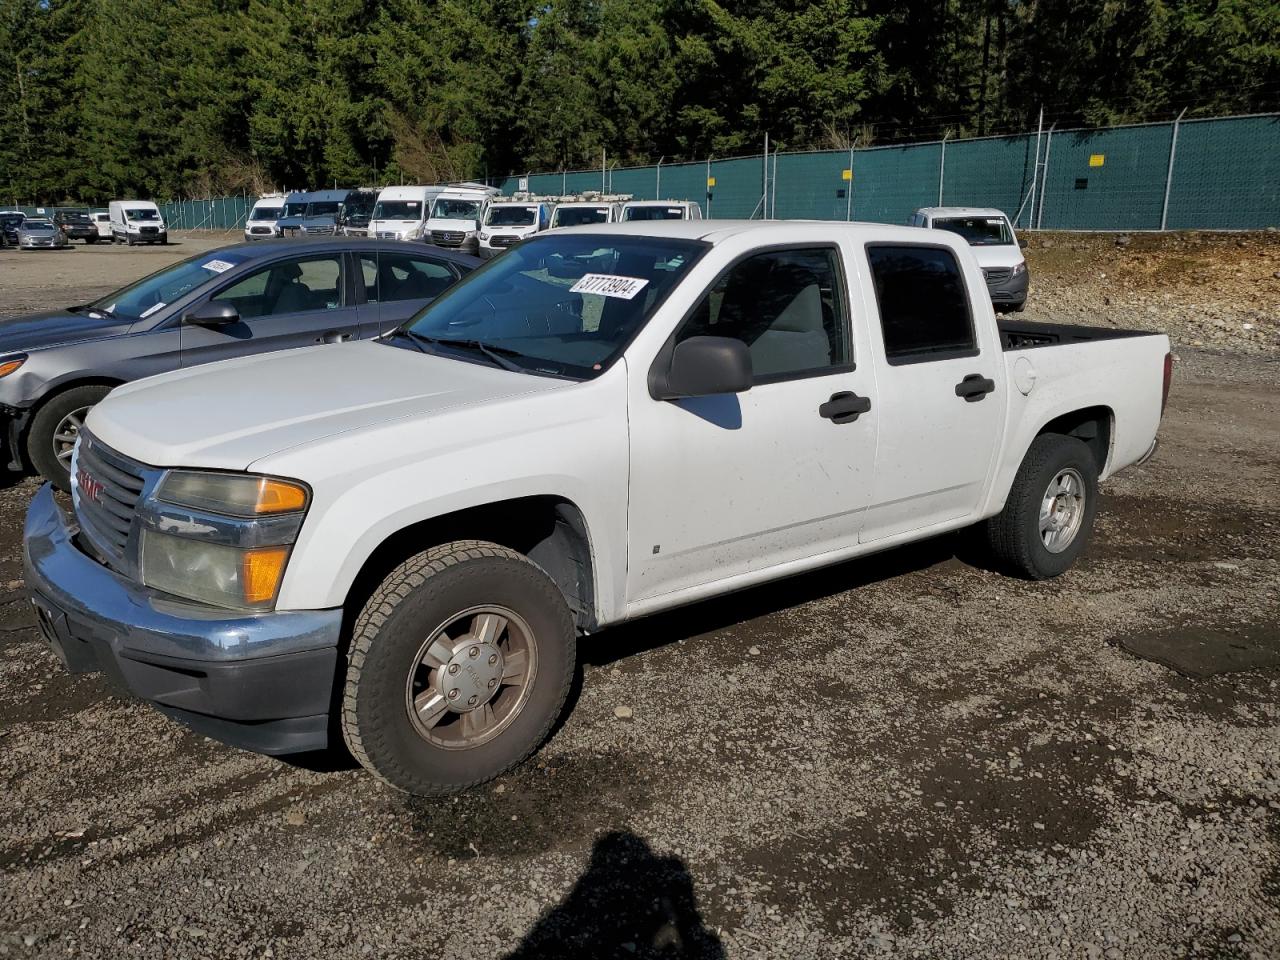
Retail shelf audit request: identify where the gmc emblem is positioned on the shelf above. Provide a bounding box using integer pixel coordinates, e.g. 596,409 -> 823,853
77,470 -> 104,505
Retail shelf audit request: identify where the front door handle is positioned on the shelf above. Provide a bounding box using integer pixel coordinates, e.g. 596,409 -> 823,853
317,330 -> 353,344
955,374 -> 995,402
819,391 -> 872,424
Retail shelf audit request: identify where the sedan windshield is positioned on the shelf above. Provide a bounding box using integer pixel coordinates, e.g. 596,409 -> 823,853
401,234 -> 706,379
933,216 -> 1013,246
551,207 -> 608,227
485,206 -> 537,227
372,200 -> 422,220
23,221 -> 55,231
91,252 -> 249,322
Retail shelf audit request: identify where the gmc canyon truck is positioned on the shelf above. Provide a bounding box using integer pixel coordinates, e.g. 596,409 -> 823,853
25,221 -> 1171,797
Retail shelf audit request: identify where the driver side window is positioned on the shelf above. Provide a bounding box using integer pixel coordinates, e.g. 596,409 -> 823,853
212,256 -> 342,320
675,247 -> 851,383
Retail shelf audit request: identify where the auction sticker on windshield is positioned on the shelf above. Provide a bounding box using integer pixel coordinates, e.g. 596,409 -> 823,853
570,273 -> 650,300
201,259 -> 235,274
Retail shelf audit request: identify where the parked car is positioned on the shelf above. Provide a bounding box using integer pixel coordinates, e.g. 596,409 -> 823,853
425,184 -> 500,254
369,185 -> 446,241
109,200 -> 168,245
477,199 -> 553,258
910,207 -> 1028,312
0,239 -> 479,489
0,211 -> 25,246
90,212 -> 112,241
16,218 -> 68,250
548,198 -> 626,228
620,199 -> 703,221
23,221 -> 1171,796
52,208 -> 98,244
243,194 -> 288,241
337,189 -> 377,237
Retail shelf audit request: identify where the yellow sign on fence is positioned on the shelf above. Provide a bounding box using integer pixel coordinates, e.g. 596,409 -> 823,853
707,177 -> 716,188
1089,154 -> 1105,167
842,169 -> 853,181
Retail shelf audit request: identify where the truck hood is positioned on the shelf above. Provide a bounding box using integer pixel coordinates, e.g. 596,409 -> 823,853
87,340 -> 569,470
0,309 -> 133,354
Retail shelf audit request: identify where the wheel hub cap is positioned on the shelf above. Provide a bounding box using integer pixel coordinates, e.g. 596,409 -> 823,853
440,641 -> 505,711
1039,467 -> 1086,554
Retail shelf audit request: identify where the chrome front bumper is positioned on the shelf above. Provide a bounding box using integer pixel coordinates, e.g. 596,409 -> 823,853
23,484 -> 342,754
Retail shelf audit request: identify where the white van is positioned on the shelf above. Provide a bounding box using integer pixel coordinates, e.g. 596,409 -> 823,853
90,212 -> 111,240
548,199 -> 625,229
425,184 -> 500,254
369,186 -> 446,241
108,200 -> 167,245
477,200 -> 553,259
910,206 -> 1029,312
243,193 -> 288,241
620,200 -> 703,222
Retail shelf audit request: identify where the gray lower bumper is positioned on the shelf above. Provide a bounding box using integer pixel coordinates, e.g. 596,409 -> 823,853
22,484 -> 342,754
986,269 -> 1029,307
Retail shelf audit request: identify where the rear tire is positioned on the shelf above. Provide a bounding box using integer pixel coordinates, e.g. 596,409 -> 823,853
341,540 -> 575,796
985,434 -> 1098,579
27,385 -> 112,491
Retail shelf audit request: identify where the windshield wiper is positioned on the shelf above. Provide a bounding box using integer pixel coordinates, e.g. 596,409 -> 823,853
409,334 -> 528,374
69,304 -> 120,320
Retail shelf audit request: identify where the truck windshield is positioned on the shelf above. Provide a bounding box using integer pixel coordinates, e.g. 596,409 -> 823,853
932,216 -> 1013,246
432,199 -> 482,220
551,207 -> 608,227
373,200 -> 422,220
306,202 -> 341,216
250,206 -> 283,221
486,206 -> 537,227
400,234 -> 707,380
623,206 -> 689,221
90,253 -> 247,322
125,208 -> 160,221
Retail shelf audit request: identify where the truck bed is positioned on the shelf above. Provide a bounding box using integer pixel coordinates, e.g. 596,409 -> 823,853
998,319 -> 1153,351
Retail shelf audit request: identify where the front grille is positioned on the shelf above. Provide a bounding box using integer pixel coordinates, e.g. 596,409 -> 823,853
491,235 -> 519,248
140,226 -> 159,235
431,230 -> 465,246
249,226 -> 273,235
72,433 -> 146,570
302,224 -> 335,236
983,267 -> 1012,285
377,231 -> 399,239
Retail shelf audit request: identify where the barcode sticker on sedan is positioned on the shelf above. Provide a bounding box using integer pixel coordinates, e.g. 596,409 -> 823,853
570,274 -> 650,300
201,259 -> 235,273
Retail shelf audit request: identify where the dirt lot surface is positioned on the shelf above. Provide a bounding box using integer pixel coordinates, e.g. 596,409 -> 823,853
0,233 -> 1278,959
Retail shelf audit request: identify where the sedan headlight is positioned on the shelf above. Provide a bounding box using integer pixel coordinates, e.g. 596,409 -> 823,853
140,471 -> 310,610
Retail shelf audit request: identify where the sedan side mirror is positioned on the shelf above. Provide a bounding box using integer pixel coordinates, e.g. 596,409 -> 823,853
183,301 -> 239,327
1018,238 -> 1029,249
650,336 -> 753,400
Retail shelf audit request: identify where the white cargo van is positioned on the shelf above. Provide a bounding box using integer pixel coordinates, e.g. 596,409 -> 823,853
369,186 -> 445,241
910,207 -> 1029,312
109,200 -> 167,245
243,193 -> 288,241
620,200 -> 703,222
548,199 -> 624,229
425,184 -> 500,254
477,200 -> 553,258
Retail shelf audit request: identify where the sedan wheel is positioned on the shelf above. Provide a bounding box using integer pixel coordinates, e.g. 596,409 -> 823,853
52,405 -> 91,469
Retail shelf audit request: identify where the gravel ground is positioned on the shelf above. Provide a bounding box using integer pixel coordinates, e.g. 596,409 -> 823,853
0,234 -> 1277,959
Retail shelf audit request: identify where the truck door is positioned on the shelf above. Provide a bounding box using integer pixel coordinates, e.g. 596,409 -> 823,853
856,243 -> 1003,542
627,244 -> 878,604
180,253 -> 361,365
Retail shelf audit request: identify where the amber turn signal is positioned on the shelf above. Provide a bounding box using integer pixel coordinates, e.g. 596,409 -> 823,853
241,546 -> 290,606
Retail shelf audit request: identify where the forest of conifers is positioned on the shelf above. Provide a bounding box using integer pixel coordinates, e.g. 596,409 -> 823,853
2,0 -> 1277,204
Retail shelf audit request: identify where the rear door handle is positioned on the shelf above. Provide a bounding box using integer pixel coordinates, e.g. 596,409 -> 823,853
317,330 -> 353,344
955,374 -> 995,401
819,391 -> 872,424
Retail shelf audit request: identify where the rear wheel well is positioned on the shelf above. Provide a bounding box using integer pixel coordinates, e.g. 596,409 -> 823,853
343,497 -> 597,635
1036,406 -> 1112,475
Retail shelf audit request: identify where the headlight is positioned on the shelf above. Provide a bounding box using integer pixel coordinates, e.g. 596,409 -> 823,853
1012,262 -> 1027,277
479,231 -> 490,241
140,471 -> 310,610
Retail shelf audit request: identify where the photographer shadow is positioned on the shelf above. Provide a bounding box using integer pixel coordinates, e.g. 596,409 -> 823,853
504,831 -> 725,960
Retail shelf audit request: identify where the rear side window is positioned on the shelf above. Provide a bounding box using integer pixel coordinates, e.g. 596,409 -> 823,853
866,245 -> 974,364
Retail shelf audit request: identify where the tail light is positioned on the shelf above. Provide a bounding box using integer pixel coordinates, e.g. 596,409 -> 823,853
1161,352 -> 1173,415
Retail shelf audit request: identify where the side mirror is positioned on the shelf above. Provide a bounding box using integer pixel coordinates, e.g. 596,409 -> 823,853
183,300 -> 239,327
650,336 -> 753,400
1018,238 -> 1029,249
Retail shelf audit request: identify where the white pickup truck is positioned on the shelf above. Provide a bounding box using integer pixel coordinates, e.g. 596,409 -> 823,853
25,221 -> 1171,796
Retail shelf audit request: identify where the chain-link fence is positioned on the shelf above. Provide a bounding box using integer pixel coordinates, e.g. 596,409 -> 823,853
500,112 -> 1280,231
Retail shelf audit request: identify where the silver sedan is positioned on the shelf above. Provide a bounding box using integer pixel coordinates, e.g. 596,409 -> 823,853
17,219 -> 68,250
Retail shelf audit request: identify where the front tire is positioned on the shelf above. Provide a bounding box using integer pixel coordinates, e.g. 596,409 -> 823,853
985,434 -> 1098,579
341,540 -> 576,796
27,385 -> 112,490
